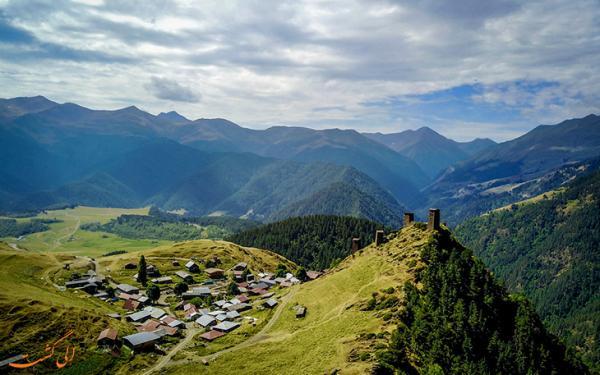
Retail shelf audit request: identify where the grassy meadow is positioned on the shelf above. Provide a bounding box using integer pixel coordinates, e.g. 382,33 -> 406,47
0,206 -> 172,257
99,239 -> 297,286
168,225 -> 430,374
0,243 -> 135,373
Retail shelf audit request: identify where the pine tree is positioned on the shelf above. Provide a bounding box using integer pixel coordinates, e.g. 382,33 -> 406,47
147,284 -> 160,303
138,255 -> 148,286
174,282 -> 188,296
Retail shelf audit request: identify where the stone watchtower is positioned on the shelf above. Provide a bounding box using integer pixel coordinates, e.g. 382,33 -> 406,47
428,208 -> 440,230
351,237 -> 361,252
403,212 -> 415,227
375,230 -> 385,246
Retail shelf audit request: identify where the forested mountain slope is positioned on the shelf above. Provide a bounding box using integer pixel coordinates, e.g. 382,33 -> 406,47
456,169 -> 600,370
227,215 -> 388,270
425,115 -> 600,225
0,96 -> 429,208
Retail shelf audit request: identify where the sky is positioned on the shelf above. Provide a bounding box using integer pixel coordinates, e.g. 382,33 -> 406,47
0,0 -> 598,141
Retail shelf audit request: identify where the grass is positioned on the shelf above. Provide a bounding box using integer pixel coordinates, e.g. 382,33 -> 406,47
0,206 -> 172,257
0,243 -> 134,373
99,239 -> 297,286
493,188 -> 564,212
168,225 -> 430,375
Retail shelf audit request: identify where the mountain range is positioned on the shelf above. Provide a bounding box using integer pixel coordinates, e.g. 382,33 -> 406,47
1,95 -> 599,227
364,127 -> 496,178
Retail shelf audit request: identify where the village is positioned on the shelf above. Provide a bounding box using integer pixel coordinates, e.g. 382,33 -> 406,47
62,252 -> 323,364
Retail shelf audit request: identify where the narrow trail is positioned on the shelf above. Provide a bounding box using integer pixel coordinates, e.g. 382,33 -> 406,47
51,211 -> 81,250
142,325 -> 201,375
142,287 -> 298,374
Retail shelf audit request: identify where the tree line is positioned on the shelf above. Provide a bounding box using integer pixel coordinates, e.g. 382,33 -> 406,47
227,215 -> 387,270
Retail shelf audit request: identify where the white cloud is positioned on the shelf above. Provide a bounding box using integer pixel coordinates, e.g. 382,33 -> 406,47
0,0 -> 597,140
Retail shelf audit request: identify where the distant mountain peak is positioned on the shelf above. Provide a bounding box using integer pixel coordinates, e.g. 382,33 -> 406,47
117,105 -> 143,113
157,110 -> 189,122
415,126 -> 438,134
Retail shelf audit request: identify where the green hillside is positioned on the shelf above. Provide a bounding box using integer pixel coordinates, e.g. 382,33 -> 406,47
169,222 -> 586,374
456,170 -> 600,370
227,215 -> 389,270
0,245 -> 133,374
0,206 -> 171,256
81,208 -> 259,241
270,182 -> 405,227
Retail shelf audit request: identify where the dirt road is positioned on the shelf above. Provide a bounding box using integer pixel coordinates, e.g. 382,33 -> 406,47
142,287 -> 297,374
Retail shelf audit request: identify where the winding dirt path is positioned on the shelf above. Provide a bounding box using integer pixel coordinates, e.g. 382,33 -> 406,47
142,325 -> 202,375
51,211 -> 81,250
142,287 -> 298,374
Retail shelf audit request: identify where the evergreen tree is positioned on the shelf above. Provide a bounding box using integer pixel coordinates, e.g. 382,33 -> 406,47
275,263 -> 287,278
146,284 -> 160,303
295,267 -> 308,282
174,282 -> 188,296
227,282 -> 240,296
227,215 -> 388,270
138,255 -> 147,286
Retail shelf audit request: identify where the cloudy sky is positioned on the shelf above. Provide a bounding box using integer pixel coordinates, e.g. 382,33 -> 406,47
0,0 -> 598,141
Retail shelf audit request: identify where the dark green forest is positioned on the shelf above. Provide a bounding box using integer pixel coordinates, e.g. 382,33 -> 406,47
226,215 -> 387,270
376,229 -> 588,374
0,218 -> 58,237
82,208 -> 259,241
455,170 -> 600,370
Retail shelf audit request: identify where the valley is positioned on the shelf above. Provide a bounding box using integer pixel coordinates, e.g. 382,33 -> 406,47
0,206 -> 171,257
0,96 -> 599,374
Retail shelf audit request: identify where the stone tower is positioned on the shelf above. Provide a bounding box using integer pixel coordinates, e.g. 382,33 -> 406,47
403,212 -> 415,227
351,237 -> 361,252
375,230 -> 385,246
428,208 -> 440,230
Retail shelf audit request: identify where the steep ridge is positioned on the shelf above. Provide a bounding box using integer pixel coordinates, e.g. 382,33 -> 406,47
364,127 -> 496,178
455,169 -> 600,370
168,221 -> 587,374
425,115 -> 600,224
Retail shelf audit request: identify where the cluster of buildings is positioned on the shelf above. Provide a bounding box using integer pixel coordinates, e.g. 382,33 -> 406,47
79,257 -> 324,354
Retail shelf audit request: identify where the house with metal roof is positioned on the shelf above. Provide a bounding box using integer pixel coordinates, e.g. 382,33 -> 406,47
127,310 -> 152,322
209,310 -> 226,316
226,303 -> 252,312
226,310 -> 241,320
123,332 -> 160,351
116,283 -> 139,294
295,306 -> 307,318
97,328 -> 118,347
175,271 -> 194,283
146,307 -> 166,319
151,276 -> 173,284
205,268 -> 224,279
185,260 -> 200,273
200,330 -> 225,341
195,315 -> 217,328
213,321 -> 240,332
123,299 -> 141,311
215,313 -> 228,321
182,287 -> 211,300
231,262 -> 248,271
263,298 -> 278,308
